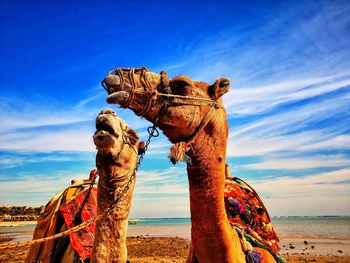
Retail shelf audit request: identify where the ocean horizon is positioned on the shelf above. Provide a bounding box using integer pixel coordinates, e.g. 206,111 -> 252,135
2,216 -> 349,242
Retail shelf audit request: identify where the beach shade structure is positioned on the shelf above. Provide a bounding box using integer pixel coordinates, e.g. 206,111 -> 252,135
26,170 -> 97,263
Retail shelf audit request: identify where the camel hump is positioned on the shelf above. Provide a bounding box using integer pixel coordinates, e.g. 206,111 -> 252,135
224,177 -> 284,261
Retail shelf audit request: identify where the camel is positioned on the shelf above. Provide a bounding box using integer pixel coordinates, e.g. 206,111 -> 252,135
91,108 -> 144,263
26,109 -> 143,263
101,68 -> 282,263
26,172 -> 98,263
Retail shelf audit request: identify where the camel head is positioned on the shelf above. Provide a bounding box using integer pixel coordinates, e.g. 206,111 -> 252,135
93,108 -> 144,168
102,68 -> 230,143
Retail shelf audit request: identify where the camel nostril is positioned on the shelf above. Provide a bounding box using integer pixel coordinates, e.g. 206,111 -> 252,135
220,79 -> 230,88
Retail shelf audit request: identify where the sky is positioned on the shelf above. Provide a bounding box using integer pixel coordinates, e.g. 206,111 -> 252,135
0,0 -> 349,217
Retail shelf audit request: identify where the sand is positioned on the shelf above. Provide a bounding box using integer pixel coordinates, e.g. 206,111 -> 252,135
1,235 -> 350,263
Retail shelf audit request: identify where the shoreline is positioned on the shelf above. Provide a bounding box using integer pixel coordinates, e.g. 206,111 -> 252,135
0,221 -> 37,227
1,222 -> 350,257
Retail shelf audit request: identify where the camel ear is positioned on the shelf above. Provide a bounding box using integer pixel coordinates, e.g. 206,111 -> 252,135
209,77 -> 230,100
126,128 -> 139,145
137,141 -> 145,155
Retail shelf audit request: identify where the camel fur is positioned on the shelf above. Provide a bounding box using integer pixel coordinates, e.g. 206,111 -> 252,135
91,108 -> 144,263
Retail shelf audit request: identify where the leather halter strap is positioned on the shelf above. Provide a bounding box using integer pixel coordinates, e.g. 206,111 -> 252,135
102,67 -> 222,116
168,105 -> 218,165
102,68 -> 223,164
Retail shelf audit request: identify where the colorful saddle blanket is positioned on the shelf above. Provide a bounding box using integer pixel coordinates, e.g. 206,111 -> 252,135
224,177 -> 281,256
60,186 -> 98,260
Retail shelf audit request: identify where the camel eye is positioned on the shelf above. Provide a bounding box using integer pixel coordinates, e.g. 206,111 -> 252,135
169,76 -> 194,96
169,81 -> 192,96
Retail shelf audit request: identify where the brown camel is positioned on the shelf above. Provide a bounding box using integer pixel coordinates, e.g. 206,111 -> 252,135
101,68 -> 279,263
91,108 -> 144,263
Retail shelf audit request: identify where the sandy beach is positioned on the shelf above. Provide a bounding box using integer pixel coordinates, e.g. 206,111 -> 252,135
1,217 -> 350,262
1,234 -> 350,262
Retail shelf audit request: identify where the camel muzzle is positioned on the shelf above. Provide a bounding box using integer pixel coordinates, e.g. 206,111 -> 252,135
104,74 -> 120,87
106,91 -> 130,104
93,130 -> 116,149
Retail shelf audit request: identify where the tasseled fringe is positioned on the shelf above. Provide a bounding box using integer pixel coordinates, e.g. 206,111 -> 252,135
168,142 -> 191,165
239,229 -> 262,263
246,250 -> 262,263
276,255 -> 288,263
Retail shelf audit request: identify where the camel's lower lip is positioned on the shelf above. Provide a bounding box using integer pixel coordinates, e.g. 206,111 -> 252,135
106,91 -> 130,104
93,131 -> 116,148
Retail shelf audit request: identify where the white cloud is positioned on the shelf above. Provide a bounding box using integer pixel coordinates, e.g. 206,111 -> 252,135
227,91 -> 350,157
135,167 -> 188,195
248,169 -> 350,216
243,155 -> 350,170
224,74 -> 350,115
0,153 -> 89,168
0,171 -> 91,206
0,93 -> 154,152
0,128 -> 96,152
0,95 -> 98,133
299,135 -> 350,151
232,92 -> 349,138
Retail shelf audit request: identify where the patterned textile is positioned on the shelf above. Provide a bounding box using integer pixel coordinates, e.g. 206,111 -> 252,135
224,177 -> 280,255
60,186 -> 98,260
25,180 -> 93,263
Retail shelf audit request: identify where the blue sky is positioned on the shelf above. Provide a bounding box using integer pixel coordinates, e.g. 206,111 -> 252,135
0,0 -> 349,217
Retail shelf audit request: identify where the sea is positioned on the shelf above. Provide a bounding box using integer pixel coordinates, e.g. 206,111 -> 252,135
1,216 -> 349,242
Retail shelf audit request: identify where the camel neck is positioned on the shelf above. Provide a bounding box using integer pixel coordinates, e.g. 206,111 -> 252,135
186,118 -> 228,225
185,116 -> 246,263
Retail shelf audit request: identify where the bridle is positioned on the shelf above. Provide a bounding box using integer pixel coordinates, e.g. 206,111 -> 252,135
95,115 -> 138,194
102,67 -> 223,113
102,67 -> 224,165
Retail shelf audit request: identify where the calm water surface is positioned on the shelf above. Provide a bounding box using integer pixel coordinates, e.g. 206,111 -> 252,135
1,216 -> 349,242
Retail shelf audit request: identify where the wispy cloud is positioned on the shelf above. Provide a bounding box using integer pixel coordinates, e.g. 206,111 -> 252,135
0,128 -> 96,152
227,90 -> 350,157
224,74 -> 350,115
249,169 -> 350,216
243,155 -> 350,170
135,167 -> 188,194
0,171 -> 91,206
0,154 -> 73,169
0,95 -> 96,133
0,151 -> 93,169
0,92 -> 152,152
